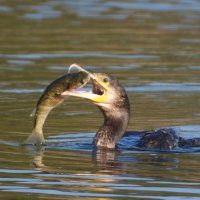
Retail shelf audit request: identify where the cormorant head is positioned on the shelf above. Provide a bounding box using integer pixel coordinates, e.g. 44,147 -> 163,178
89,73 -> 122,108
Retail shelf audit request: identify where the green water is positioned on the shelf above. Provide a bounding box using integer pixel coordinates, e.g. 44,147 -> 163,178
0,0 -> 200,199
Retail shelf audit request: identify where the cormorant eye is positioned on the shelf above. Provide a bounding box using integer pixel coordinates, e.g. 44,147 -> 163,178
103,78 -> 109,83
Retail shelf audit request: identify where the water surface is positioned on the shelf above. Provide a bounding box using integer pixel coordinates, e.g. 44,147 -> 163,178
0,0 -> 200,199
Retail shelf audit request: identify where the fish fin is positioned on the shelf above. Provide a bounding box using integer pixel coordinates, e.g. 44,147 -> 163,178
24,131 -> 45,146
30,108 -> 36,117
68,63 -> 95,78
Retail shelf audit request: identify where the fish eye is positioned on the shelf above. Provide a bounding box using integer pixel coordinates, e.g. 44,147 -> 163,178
103,77 -> 109,83
80,80 -> 85,84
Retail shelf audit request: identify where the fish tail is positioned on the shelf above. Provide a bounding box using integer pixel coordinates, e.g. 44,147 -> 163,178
24,130 -> 45,146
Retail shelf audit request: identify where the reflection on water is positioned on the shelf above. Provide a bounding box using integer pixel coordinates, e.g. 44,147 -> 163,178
0,0 -> 200,199
1,142 -> 200,199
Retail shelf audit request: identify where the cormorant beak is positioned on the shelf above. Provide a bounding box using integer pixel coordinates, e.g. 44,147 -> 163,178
62,72 -> 108,104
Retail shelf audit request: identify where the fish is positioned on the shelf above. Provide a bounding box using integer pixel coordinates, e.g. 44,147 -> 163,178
24,64 -> 90,145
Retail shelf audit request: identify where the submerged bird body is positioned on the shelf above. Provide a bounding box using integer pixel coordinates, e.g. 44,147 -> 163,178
136,128 -> 179,150
25,71 -> 89,145
63,71 -> 200,150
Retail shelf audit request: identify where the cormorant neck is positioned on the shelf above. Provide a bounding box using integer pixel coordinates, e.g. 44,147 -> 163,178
93,96 -> 130,149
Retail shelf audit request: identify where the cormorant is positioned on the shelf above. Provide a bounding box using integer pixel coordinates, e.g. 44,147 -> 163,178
62,72 -> 200,150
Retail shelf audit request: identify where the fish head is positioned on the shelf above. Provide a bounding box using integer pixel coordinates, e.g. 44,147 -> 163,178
66,71 -> 90,90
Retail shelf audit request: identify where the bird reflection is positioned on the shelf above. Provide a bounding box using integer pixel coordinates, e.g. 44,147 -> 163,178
25,144 -> 180,170
92,148 -> 125,174
23,144 -> 182,200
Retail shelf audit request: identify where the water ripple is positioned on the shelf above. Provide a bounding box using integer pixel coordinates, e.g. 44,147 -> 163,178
105,1 -> 200,12
126,82 -> 200,93
0,169 -> 41,174
1,82 -> 200,94
1,186 -> 136,198
0,89 -> 43,94
112,186 -> 200,194
0,6 -> 12,12
0,53 -> 159,60
17,0 -> 200,20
